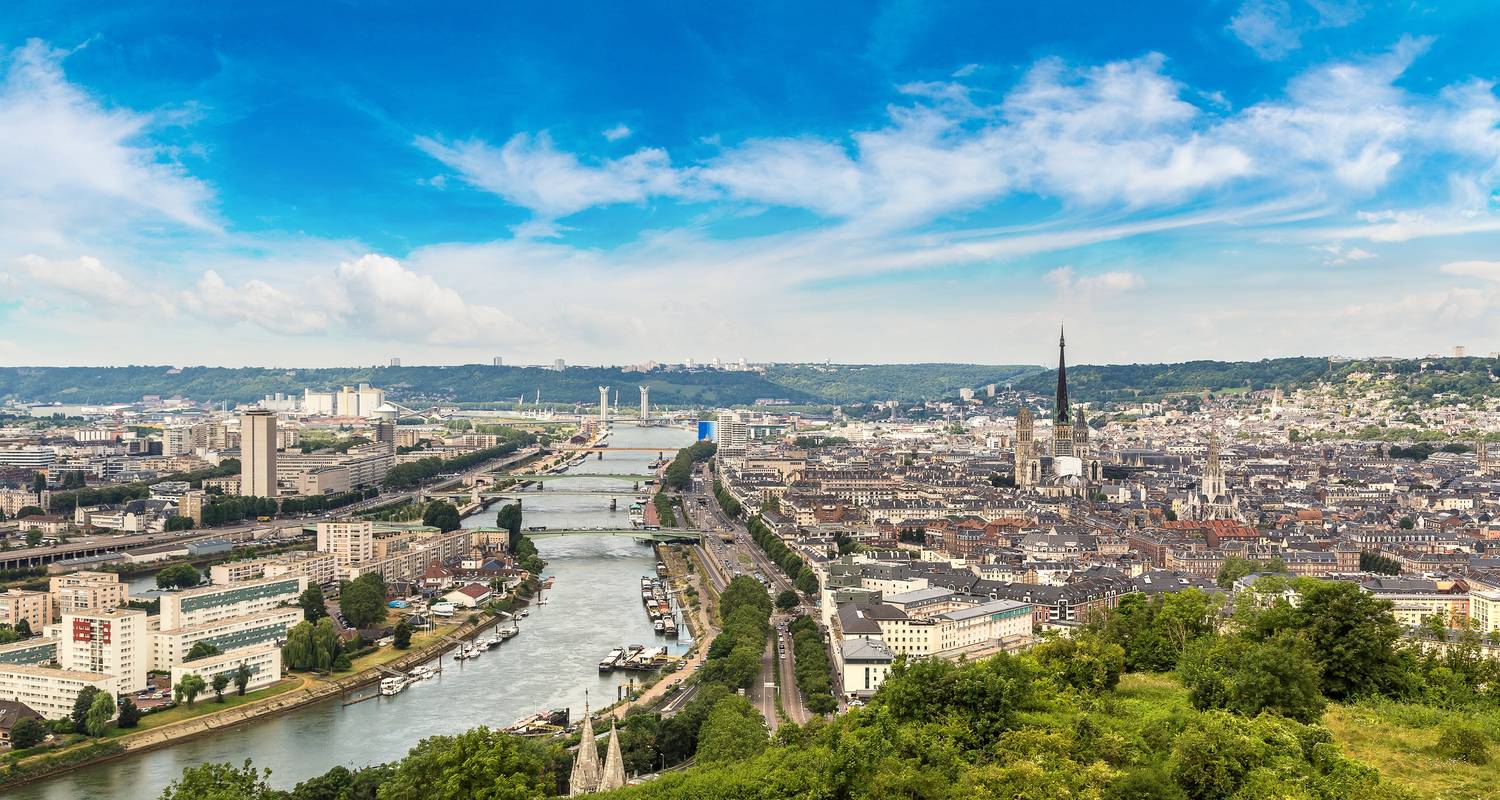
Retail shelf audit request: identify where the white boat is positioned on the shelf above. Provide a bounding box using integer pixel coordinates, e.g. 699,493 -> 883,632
409,665 -> 435,680
380,677 -> 408,696
430,601 -> 455,617
599,647 -> 624,671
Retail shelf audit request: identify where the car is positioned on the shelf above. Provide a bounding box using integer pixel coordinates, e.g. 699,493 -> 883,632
848,699 -> 865,707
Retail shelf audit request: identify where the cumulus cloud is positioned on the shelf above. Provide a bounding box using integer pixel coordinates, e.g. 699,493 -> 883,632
182,255 -> 533,346
602,123 -> 633,141
425,42 -> 1494,232
330,254 -> 532,344
9,254 -> 130,304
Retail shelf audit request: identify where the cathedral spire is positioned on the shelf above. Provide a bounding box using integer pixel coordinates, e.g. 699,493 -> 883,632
569,697 -> 601,796
1054,326 -> 1070,423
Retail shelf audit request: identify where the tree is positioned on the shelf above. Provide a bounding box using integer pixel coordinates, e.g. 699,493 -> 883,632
31,471 -> 47,494
775,589 -> 799,611
163,515 -> 194,531
10,715 -> 46,749
16,505 -> 44,519
187,641 -> 222,661
85,689 -> 115,737
25,528 -> 43,547
496,503 -> 523,550
421,500 -> 461,532
159,760 -> 278,800
694,695 -> 768,764
212,672 -> 231,702
379,727 -> 556,800
393,620 -> 413,649
794,567 -> 818,595
71,685 -> 103,733
176,673 -> 207,706
1292,580 -> 1409,700
156,563 -> 202,590
117,696 -> 142,728
340,574 -> 387,630
15,618 -> 32,638
234,662 -> 252,696
298,585 -> 328,622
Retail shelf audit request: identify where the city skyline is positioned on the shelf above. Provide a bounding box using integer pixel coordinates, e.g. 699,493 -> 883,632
3,2 -> 1500,367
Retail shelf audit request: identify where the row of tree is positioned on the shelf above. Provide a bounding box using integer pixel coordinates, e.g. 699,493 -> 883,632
745,515 -> 818,595
786,615 -> 837,714
661,441 -> 716,491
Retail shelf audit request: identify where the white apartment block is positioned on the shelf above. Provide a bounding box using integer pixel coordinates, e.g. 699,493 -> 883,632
318,520 -> 374,569
342,529 -> 473,584
59,608 -> 151,695
0,664 -> 114,720
168,643 -> 282,696
210,551 -> 337,588
159,576 -> 306,631
152,608 -> 301,671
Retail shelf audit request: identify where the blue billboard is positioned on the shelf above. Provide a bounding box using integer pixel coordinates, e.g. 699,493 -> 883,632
697,421 -> 716,441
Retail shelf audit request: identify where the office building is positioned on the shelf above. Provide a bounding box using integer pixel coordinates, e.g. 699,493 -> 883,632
0,447 -> 56,470
239,409 -> 278,498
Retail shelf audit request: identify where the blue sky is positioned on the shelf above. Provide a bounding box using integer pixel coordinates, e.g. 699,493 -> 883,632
3,1 -> 1500,367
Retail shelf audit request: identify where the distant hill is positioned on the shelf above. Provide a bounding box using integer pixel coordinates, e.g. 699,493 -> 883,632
0,363 -> 1037,407
1012,355 -> 1500,404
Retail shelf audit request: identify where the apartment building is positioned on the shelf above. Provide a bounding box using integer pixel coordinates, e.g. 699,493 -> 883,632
167,643 -> 282,696
343,529 -> 473,584
0,664 -> 114,720
58,608 -> 150,695
0,488 -> 48,517
50,571 -> 129,615
317,520 -> 374,569
0,590 -> 52,633
209,551 -> 337,588
152,608 -> 301,670
159,576 -> 306,631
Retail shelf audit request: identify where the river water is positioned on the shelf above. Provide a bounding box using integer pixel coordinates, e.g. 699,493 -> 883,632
13,423 -> 695,800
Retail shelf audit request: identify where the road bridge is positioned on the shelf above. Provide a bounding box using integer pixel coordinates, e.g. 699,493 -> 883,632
487,473 -> 656,482
521,528 -> 702,543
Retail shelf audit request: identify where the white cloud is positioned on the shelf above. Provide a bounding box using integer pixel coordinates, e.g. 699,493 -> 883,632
1440,260 -> 1500,282
0,39 -> 214,242
602,123 -> 633,141
1045,266 -> 1146,299
1317,242 -> 1375,265
330,254 -> 532,345
186,270 -> 335,334
182,255 -> 533,347
9,254 -> 130,304
1228,0 -> 1365,60
413,132 -> 689,219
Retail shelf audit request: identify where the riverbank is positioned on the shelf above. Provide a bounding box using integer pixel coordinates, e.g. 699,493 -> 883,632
0,589 -> 532,791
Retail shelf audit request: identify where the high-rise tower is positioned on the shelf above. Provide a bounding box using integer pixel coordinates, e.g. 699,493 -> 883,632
239,409 -> 277,498
639,386 -> 650,421
598,386 -> 609,426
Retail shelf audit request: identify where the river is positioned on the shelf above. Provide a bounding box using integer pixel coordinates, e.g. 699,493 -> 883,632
13,422 -> 696,800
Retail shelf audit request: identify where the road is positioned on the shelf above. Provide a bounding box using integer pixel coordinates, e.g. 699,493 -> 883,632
678,465 -> 818,726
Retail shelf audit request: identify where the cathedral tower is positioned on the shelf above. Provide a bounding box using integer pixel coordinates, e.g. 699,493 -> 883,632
1051,327 -> 1075,458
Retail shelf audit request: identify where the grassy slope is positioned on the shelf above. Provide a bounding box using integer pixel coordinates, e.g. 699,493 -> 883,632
1324,700 -> 1500,800
1115,674 -> 1500,800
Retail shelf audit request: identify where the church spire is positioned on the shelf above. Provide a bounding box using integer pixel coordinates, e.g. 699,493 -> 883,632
1054,326 -> 1070,423
569,698 -> 601,796
599,721 -> 626,791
